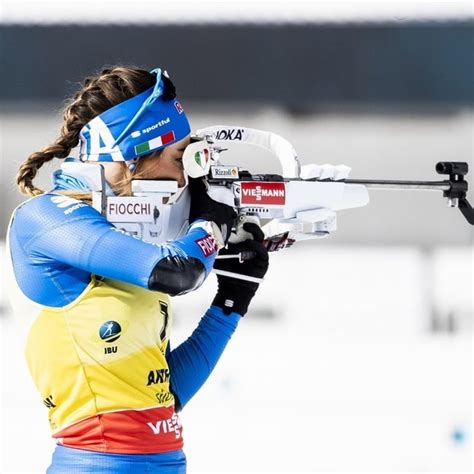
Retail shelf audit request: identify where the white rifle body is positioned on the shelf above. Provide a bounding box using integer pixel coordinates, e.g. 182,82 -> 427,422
60,125 -> 370,248
207,178 -> 369,242
189,125 -> 369,246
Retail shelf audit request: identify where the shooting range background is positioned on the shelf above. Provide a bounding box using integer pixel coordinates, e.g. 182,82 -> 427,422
0,1 -> 472,472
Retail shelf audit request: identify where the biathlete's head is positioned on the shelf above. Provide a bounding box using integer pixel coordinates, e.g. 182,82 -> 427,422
17,66 -> 191,197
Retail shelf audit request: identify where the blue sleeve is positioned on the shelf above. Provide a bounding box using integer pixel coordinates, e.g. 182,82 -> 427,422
14,194 -> 217,291
167,306 -> 240,411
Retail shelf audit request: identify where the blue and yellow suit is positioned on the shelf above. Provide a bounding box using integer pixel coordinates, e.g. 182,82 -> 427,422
6,189 -> 240,466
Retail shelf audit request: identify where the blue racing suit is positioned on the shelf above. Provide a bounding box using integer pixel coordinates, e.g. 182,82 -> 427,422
6,177 -> 241,473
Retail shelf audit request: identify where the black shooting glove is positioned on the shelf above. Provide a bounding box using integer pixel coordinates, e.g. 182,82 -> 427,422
212,223 -> 269,316
188,177 -> 237,244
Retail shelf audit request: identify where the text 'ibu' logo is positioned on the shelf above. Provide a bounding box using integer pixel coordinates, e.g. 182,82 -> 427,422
99,321 -> 122,343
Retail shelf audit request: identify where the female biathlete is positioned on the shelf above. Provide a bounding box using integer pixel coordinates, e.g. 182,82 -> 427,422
7,66 -> 269,473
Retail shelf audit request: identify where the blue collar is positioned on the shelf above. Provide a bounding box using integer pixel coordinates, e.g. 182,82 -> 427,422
51,158 -> 115,195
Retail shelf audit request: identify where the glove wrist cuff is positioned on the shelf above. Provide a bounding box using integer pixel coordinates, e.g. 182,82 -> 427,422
212,285 -> 258,317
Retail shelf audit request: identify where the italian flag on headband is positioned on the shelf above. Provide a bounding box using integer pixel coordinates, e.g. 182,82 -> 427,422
134,131 -> 176,156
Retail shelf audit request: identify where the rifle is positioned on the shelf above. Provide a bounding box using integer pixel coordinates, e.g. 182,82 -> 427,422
62,125 -> 472,256
183,126 -> 473,252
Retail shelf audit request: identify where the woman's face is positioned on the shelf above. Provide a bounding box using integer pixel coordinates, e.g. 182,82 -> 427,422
136,135 -> 191,187
102,135 -> 191,189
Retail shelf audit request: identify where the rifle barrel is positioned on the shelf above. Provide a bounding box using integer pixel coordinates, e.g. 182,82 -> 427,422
342,179 -> 451,192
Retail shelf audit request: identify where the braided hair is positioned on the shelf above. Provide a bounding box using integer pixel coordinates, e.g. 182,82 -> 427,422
16,66 -> 170,196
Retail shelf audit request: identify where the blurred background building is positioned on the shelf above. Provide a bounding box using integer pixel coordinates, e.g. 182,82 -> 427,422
1,1 -> 473,472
